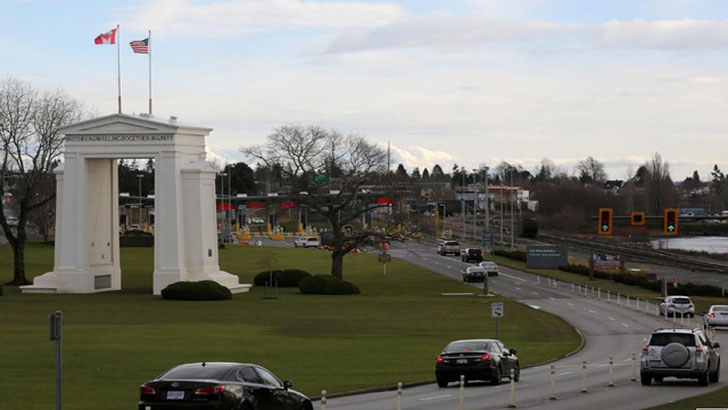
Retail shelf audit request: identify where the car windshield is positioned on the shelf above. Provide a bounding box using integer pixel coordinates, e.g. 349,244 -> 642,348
649,333 -> 696,346
161,364 -> 234,380
445,242 -> 459,246
672,298 -> 692,304
468,267 -> 485,273
713,306 -> 728,312
482,262 -> 496,267
469,249 -> 481,254
445,341 -> 493,353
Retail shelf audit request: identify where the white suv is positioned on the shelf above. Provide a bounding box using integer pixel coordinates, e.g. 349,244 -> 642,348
640,328 -> 720,386
294,237 -> 319,248
659,296 -> 695,317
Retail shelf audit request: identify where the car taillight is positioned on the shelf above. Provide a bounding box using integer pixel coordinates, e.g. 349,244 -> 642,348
437,355 -> 444,362
696,345 -> 703,356
195,385 -> 225,395
642,344 -> 649,353
710,313 -> 716,318
476,353 -> 491,361
140,385 -> 156,395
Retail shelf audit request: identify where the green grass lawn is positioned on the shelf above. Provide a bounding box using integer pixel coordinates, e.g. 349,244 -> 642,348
645,386 -> 728,409
0,242 -> 579,410
488,253 -> 728,313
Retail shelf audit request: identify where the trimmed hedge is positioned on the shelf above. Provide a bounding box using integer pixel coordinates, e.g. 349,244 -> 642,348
492,249 -> 527,262
161,280 -> 232,301
558,264 -> 725,298
299,275 -> 360,295
0,286 -> 3,296
521,218 -> 538,238
254,269 -> 313,287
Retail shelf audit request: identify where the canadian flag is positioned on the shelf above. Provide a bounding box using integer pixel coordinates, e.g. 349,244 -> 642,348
94,28 -> 117,45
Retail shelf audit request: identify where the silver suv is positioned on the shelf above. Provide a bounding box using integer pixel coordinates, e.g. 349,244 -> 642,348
659,296 -> 695,317
640,328 -> 720,386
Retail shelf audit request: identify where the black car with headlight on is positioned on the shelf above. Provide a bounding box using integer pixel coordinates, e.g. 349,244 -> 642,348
435,339 -> 520,387
138,362 -> 312,410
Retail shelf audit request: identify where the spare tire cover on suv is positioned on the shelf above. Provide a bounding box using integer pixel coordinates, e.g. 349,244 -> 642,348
661,342 -> 690,368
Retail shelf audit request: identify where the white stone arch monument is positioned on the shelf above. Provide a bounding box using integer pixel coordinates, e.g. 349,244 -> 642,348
22,113 -> 250,295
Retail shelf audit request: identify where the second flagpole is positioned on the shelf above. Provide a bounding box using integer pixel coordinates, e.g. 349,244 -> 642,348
117,24 -> 122,114
148,29 -> 152,115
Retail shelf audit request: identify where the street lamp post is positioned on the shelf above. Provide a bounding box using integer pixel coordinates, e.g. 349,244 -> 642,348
136,174 -> 144,226
483,166 -> 489,250
510,169 -> 515,248
219,172 -> 227,242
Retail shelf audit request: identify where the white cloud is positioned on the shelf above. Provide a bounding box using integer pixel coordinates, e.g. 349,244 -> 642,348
383,143 -> 459,172
600,18 -> 728,50
124,0 -> 405,36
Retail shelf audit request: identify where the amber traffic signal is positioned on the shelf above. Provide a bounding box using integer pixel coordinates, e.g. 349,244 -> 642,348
598,208 -> 613,234
631,211 -> 645,226
664,208 -> 678,235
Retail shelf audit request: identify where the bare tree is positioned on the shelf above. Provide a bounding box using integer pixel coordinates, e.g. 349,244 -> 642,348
643,152 -> 677,214
576,156 -> 607,184
242,125 -> 395,280
0,78 -> 83,285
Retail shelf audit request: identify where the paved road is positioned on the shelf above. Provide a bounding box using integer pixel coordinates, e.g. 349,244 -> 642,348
314,241 -> 728,410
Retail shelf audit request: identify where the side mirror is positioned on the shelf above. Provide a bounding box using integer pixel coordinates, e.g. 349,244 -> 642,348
713,342 -> 720,348
283,380 -> 293,390
510,348 -> 517,355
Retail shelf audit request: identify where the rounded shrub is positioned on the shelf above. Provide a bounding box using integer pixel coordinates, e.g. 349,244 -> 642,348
161,280 -> 232,301
253,269 -> 312,287
299,275 -> 360,295
253,270 -> 283,286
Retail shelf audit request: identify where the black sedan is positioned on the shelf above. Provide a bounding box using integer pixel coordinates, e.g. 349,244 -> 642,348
138,362 -> 312,410
435,339 -> 520,387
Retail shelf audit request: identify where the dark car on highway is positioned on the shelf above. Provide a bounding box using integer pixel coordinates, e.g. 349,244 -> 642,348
461,247 -> 483,263
435,339 -> 520,387
138,362 -> 312,410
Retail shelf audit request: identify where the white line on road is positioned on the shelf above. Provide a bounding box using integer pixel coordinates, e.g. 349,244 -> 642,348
419,395 -> 452,401
527,304 -> 541,310
557,372 -> 574,376
588,309 -> 597,314
515,287 -> 522,291
531,291 -> 539,295
622,323 -> 630,328
498,272 -> 528,283
567,302 -> 575,307
549,297 -> 555,300
608,317 -> 616,321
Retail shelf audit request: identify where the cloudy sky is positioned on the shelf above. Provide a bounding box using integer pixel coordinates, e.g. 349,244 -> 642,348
1,0 -> 727,180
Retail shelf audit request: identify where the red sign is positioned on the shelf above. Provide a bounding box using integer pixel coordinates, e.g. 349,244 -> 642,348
246,202 -> 265,209
216,203 -> 234,210
377,198 -> 392,205
279,201 -> 296,208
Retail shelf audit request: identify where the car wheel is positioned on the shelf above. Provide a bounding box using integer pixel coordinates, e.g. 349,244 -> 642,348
491,366 -> 502,385
514,363 -> 520,382
436,375 -> 448,388
640,373 -> 652,386
699,370 -> 709,386
301,401 -> 314,410
710,360 -> 720,383
653,376 -> 663,382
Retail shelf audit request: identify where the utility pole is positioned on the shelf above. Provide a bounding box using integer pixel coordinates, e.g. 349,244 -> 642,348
510,169 -> 514,248
500,171 -> 505,244
461,169 -> 466,239
484,166 -> 489,250
219,172 -> 227,241
472,169 -> 479,242
136,174 -> 144,225
227,165 -> 232,242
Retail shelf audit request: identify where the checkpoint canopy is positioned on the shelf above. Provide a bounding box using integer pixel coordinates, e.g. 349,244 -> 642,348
21,113 -> 250,295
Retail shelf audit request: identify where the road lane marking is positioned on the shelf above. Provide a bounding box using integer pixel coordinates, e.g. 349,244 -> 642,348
549,297 -> 555,300
527,304 -> 541,310
531,292 -> 539,296
588,309 -> 597,314
608,317 -> 616,321
419,394 -> 452,401
515,287 -> 522,291
622,323 -> 630,328
557,372 -> 574,376
498,272 -> 528,283
567,303 -> 575,306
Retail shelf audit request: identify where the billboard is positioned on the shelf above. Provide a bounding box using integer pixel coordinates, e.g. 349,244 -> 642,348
592,253 -> 622,270
526,245 -> 568,269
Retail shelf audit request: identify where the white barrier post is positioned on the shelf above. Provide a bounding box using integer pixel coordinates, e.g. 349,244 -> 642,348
635,298 -> 639,310
550,365 -> 557,400
459,375 -> 465,410
598,288 -> 601,300
655,303 -> 659,317
571,282 -> 574,293
607,290 -> 611,303
509,368 -> 516,408
321,390 -> 327,410
396,382 -> 402,410
631,352 -> 637,381
537,275 -> 541,284
617,293 -> 621,305
553,280 -> 558,288
608,356 -> 615,387
680,311 -> 684,326
581,361 -> 588,393
626,295 -> 630,308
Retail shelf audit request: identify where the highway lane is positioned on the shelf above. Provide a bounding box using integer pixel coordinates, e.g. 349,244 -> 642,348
315,241 -> 727,409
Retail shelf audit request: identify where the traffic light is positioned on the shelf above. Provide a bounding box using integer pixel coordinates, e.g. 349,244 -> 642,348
598,208 -> 613,234
664,208 -> 678,235
631,211 -> 645,226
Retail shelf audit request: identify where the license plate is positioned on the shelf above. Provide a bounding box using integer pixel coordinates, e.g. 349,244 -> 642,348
166,390 -> 185,400
457,359 -> 468,364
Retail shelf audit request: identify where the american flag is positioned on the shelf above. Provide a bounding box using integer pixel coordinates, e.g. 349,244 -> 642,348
129,38 -> 149,54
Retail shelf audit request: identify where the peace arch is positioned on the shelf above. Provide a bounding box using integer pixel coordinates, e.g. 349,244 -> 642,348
22,113 -> 250,295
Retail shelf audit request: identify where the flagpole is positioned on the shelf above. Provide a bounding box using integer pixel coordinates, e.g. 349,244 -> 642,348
117,24 -> 122,114
148,29 -> 152,115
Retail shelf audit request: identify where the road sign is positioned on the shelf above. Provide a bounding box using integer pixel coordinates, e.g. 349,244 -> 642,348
378,252 -> 391,264
482,230 -> 494,244
491,302 -> 504,318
